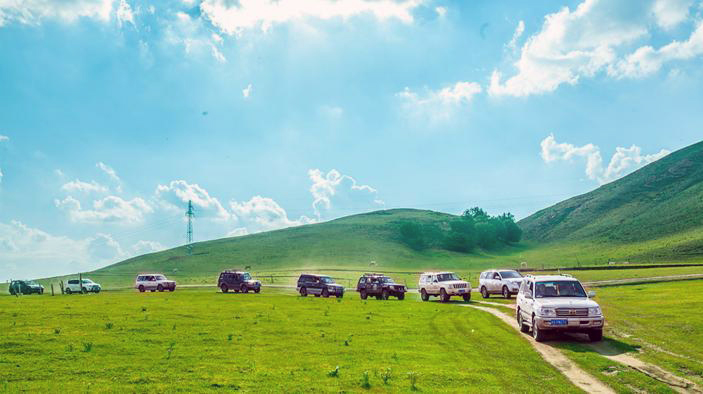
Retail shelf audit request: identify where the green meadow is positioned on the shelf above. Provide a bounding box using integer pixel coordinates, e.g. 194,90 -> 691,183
0,289 -> 578,393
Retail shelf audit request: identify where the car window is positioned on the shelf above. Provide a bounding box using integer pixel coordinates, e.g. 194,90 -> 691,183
68,280 -> 78,284
493,273 -> 501,280
437,273 -> 459,282
156,275 -> 165,280
499,271 -> 522,279
359,277 -> 366,284
535,281 -> 586,298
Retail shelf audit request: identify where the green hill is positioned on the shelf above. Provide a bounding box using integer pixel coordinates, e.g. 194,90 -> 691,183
518,140 -> 703,261
63,209 -> 524,288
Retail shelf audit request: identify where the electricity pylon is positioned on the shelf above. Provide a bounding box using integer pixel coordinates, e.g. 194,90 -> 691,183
186,200 -> 194,255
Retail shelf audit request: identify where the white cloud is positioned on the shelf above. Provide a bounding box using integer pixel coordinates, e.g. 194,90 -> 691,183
96,161 -> 123,192
540,134 -> 670,184
131,240 -> 164,255
506,20 -> 525,51
652,0 -> 693,29
55,195 -> 153,223
435,6 -> 447,17
200,0 -> 423,36
397,81 -> 482,121
0,220 -> 124,281
61,179 -> 108,193
609,22 -> 703,78
116,0 -> 134,27
230,195 -> 314,233
242,83 -> 252,98
210,44 -> 227,63
0,0 -> 114,27
308,169 -> 383,217
489,0 -> 651,97
155,180 -> 230,220
227,227 -> 249,237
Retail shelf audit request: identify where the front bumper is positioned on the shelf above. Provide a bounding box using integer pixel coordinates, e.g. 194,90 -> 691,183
446,288 -> 471,296
535,316 -> 604,331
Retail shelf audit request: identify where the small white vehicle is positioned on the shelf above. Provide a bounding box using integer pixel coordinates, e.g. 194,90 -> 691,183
135,274 -> 176,292
479,269 -> 523,299
418,272 -> 471,302
516,275 -> 604,342
65,279 -> 101,294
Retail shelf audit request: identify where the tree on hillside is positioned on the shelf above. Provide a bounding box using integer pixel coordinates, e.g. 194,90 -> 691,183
399,221 -> 427,251
444,218 -> 477,252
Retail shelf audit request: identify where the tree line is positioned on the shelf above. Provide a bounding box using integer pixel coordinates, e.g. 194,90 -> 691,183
398,207 -> 522,253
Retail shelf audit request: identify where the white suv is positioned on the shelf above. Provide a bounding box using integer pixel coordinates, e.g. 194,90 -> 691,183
479,269 -> 523,299
516,275 -> 604,342
65,279 -> 101,294
135,274 -> 176,292
418,272 -> 471,302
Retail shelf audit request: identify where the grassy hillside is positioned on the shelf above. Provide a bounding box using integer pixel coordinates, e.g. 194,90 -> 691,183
519,140 -> 703,262
58,209 -> 525,288
520,140 -> 703,244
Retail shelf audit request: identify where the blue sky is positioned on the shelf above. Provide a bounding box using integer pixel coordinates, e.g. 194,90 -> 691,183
1,0 -> 702,281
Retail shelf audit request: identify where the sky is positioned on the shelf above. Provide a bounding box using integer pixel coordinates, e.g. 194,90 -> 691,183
1,0 -> 702,281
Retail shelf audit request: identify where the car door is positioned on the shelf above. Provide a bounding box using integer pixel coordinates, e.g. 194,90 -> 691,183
429,275 -> 439,295
520,280 -> 535,319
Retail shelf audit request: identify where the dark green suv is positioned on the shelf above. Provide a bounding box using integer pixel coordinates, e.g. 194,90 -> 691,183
9,280 -> 44,295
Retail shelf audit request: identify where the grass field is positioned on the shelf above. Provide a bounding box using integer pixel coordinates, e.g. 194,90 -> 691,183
596,280 -> 703,385
0,289 -> 580,392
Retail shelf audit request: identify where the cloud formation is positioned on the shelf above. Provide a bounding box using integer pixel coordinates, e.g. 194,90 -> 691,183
155,180 -> 230,220
309,169 -> 383,217
61,179 -> 108,193
489,0 -> 699,97
540,134 -> 670,184
397,81 -> 482,122
0,0 -> 114,27
55,195 -> 153,223
200,0 -> 423,36
230,195 -> 314,233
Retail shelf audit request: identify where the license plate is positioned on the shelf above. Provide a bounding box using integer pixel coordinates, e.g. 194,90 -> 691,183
550,319 -> 568,326
458,289 -> 466,293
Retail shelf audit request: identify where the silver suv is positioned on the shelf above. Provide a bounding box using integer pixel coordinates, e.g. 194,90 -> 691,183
418,272 -> 471,302
516,275 -> 604,342
135,274 -> 176,292
479,269 -> 523,299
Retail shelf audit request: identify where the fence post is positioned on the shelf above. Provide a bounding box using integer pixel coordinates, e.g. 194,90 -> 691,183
60,280 -> 64,295
79,273 -> 83,293
51,283 -> 54,296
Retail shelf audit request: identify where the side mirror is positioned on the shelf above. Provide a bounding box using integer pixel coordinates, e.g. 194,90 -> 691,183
588,291 -> 596,298
525,292 -> 533,299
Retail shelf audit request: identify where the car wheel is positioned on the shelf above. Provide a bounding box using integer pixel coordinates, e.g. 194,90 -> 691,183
420,289 -> 429,302
518,309 -> 529,333
65,288 -> 72,295
82,288 -> 88,294
462,293 -> 471,302
221,284 -> 228,293
138,285 -> 145,293
254,288 -> 260,294
532,317 -> 545,342
157,284 -> 164,292
588,329 -> 603,342
300,287 -> 307,297
336,293 -> 343,299
322,288 -> 329,298
241,284 -> 248,294
440,288 -> 450,303
397,293 -> 405,301
381,289 -> 389,300
481,287 -> 489,299
150,290 -> 156,292
169,288 -> 175,292
502,286 -> 511,299
360,289 -> 367,300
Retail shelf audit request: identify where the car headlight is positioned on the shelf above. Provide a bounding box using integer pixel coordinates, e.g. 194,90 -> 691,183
589,307 -> 602,316
537,307 -> 556,317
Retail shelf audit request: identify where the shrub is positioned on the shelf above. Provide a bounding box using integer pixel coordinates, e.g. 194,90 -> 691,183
408,372 -> 418,391
327,366 -> 340,378
381,368 -> 392,385
82,342 -> 93,353
105,322 -> 113,330
361,371 -> 371,389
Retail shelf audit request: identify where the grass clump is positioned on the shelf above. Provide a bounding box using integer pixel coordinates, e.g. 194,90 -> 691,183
327,366 -> 340,378
82,342 -> 93,353
360,371 -> 371,389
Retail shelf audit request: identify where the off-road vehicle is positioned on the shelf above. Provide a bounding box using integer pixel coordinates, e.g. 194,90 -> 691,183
418,272 -> 471,302
8,280 -> 44,295
297,274 -> 344,298
479,269 -> 523,299
516,274 -> 604,342
356,274 -> 407,300
65,279 -> 101,294
135,274 -> 177,292
218,270 -> 261,293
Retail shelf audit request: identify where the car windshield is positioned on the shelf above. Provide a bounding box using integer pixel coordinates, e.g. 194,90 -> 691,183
82,279 -> 93,284
379,277 -> 395,284
155,275 -> 165,280
437,273 -> 460,282
535,281 -> 586,298
499,271 -> 522,279
242,273 -> 252,280
27,280 -> 38,285
320,277 -> 334,284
